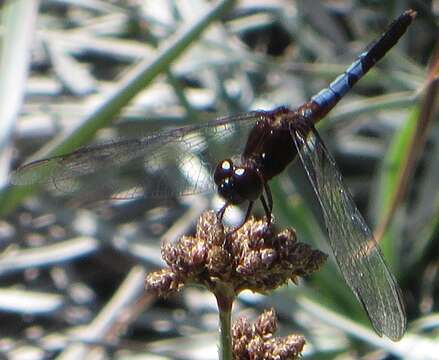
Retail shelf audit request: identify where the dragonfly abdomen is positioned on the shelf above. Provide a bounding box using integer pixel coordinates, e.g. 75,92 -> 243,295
311,59 -> 363,109
310,10 -> 416,119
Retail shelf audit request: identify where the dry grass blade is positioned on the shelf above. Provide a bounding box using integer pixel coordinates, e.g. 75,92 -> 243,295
374,47 -> 439,242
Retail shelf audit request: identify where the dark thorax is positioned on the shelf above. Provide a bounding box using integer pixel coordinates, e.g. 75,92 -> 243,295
243,106 -> 309,181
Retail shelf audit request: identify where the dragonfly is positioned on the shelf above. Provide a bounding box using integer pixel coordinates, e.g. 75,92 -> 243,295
11,10 -> 415,341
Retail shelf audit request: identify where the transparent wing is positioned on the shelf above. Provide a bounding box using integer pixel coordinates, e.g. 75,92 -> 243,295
10,112 -> 262,201
292,126 -> 406,341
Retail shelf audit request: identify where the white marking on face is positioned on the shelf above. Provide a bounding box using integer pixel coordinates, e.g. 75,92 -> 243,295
234,168 -> 245,176
222,160 -> 231,170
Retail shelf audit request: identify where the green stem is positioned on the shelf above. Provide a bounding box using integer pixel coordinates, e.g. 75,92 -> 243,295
215,284 -> 235,360
219,302 -> 232,360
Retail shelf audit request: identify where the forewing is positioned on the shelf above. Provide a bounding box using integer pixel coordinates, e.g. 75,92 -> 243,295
10,112 -> 261,201
291,126 -> 406,341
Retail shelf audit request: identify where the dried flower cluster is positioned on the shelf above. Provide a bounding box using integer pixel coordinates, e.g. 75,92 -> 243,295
232,308 -> 305,359
145,210 -> 327,297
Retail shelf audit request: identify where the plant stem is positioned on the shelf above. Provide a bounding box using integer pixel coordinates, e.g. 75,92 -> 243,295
219,302 -> 232,359
215,283 -> 235,360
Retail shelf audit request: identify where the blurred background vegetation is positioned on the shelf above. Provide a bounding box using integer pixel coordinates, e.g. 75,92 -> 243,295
0,0 -> 438,359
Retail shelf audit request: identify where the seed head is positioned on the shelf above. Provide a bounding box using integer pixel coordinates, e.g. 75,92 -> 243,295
145,210 -> 327,297
232,308 -> 305,359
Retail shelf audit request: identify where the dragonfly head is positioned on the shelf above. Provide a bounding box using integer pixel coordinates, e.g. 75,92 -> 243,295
214,159 -> 263,205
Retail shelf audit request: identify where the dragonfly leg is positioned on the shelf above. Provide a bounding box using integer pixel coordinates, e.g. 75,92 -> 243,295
223,201 -> 254,235
231,201 -> 255,232
259,194 -> 272,224
260,182 -> 273,224
217,203 -> 228,222
243,200 -> 254,223
264,182 -> 273,214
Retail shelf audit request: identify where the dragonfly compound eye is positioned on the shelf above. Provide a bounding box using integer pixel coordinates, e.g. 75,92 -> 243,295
217,177 -> 245,205
232,167 -> 263,202
214,159 -> 234,185
216,161 -> 263,205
